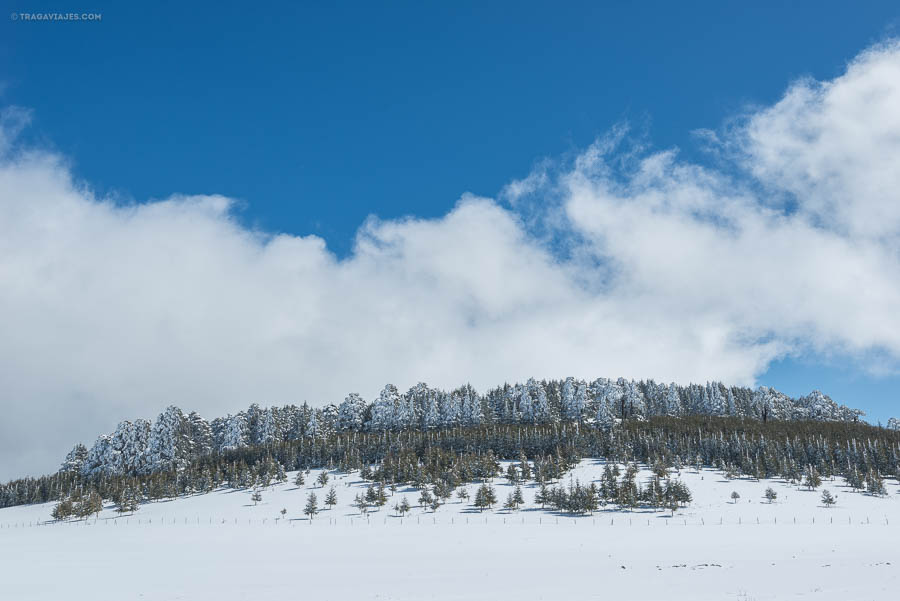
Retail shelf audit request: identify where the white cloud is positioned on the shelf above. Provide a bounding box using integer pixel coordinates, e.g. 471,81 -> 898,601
3,41 -> 900,479
738,40 -> 900,240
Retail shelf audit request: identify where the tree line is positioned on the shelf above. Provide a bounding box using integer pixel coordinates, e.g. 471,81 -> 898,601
3,414 -> 899,512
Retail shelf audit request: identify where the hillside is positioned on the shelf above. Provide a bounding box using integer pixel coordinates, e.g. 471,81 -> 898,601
2,460 -> 898,600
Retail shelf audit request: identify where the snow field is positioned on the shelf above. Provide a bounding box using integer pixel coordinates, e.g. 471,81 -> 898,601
2,460 -> 898,600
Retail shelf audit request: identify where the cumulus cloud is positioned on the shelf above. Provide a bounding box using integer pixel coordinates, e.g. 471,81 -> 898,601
3,41 -> 900,479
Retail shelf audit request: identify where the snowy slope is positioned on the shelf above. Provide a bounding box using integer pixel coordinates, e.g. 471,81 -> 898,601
1,461 -> 898,600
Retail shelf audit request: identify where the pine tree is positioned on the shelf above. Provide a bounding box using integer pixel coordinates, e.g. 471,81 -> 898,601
294,472 -> 305,487
474,484 -> 494,511
821,489 -> 836,507
251,489 -> 262,505
317,471 -> 329,488
418,488 -> 433,508
52,498 -> 74,521
503,492 -> 517,511
534,484 -> 549,509
803,466 -> 822,490
375,484 -> 388,508
518,453 -> 532,481
866,471 -> 887,496
846,468 -> 863,491
617,464 -> 639,511
585,482 -> 599,514
600,465 -> 618,502
398,496 -> 411,516
512,485 -> 524,509
365,484 -> 378,506
60,443 -> 89,474
505,463 -> 519,485
353,493 -> 368,515
304,492 -> 318,520
77,491 -> 103,519
325,487 -> 338,510
765,487 -> 777,503
456,487 -> 469,503
485,484 -> 497,508
115,487 -> 139,514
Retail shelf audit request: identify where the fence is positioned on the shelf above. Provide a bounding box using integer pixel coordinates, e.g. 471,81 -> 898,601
0,512 -> 891,530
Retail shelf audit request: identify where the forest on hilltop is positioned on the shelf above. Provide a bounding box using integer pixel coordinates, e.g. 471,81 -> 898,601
3,376 -> 897,512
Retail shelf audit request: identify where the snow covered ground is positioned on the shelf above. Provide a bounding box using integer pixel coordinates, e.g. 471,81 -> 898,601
2,460 -> 898,600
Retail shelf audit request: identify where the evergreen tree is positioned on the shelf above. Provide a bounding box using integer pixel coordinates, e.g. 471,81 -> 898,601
77,491 -> 103,519
599,465 -> 618,502
484,484 -> 497,508
60,444 -> 89,474
52,498 -> 74,521
115,487 -> 139,514
365,484 -> 378,506
803,466 -> 822,490
375,484 -> 388,508
821,489 -> 836,507
534,484 -> 549,509
325,487 -> 338,510
474,484 -> 496,511
505,463 -> 519,485
317,471 -> 329,488
616,464 -> 639,510
398,497 -> 411,516
304,492 -> 318,520
512,485 -> 525,509
866,471 -> 887,496
353,492 -> 368,515
765,487 -> 777,503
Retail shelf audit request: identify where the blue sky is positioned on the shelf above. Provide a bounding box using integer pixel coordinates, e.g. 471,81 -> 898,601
2,1 -> 900,477
4,1 -> 898,253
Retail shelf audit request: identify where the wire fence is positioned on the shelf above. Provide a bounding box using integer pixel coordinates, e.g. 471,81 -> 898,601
0,512 -> 892,530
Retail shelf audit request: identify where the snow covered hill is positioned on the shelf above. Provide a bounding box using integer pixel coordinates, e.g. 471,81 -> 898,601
2,460 -> 898,600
